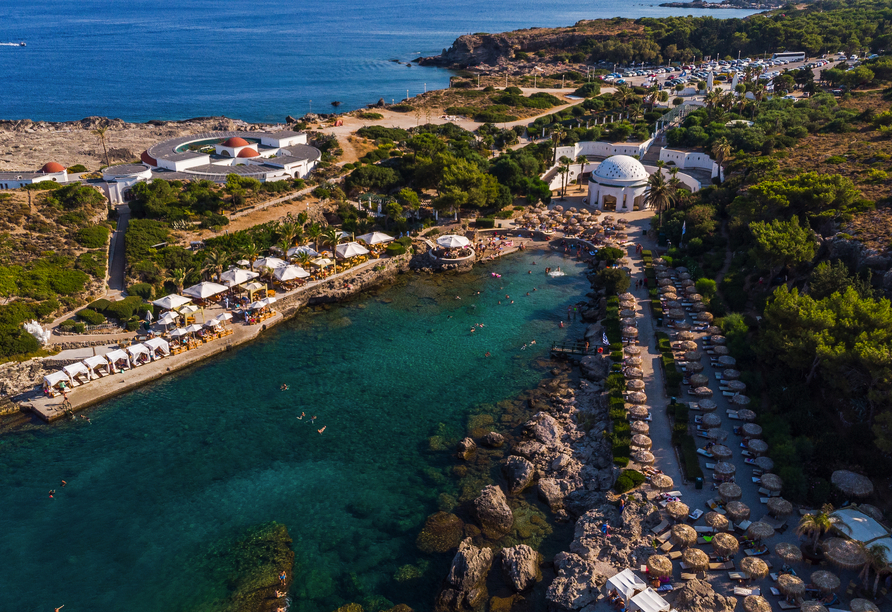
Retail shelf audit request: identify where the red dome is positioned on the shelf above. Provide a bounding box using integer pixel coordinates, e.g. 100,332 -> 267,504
222,137 -> 250,148
236,148 -> 259,158
41,162 -> 65,173
140,151 -> 157,167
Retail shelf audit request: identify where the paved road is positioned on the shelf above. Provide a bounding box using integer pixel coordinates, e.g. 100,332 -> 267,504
107,204 -> 129,297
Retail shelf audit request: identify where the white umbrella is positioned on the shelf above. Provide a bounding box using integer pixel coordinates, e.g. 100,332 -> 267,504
243,281 -> 266,292
152,294 -> 192,310
159,311 -> 178,324
357,232 -> 393,245
254,257 -> 287,270
261,297 -> 277,307
219,268 -> 259,287
179,304 -> 199,315
204,319 -> 221,328
336,242 -> 370,259
235,259 -> 250,267
183,281 -> 228,299
311,257 -> 333,268
215,312 -> 233,322
169,328 -> 189,338
184,323 -> 204,333
287,245 -> 319,257
437,234 -> 470,248
273,265 -> 310,281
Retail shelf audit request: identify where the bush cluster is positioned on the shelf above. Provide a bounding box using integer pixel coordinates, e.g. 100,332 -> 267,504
614,469 -> 646,493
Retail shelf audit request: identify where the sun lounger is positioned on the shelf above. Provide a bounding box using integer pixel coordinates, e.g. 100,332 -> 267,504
694,525 -> 713,533
697,431 -> 710,439
758,487 -> 772,495
697,448 -> 713,457
778,601 -> 798,610
728,572 -> 747,581
681,573 -> 698,581
689,509 -> 704,521
737,520 -> 752,531
668,551 -> 682,560
660,541 -> 674,552
652,519 -> 670,534
722,391 -> 735,397
680,562 -> 696,570
741,450 -> 754,457
770,587 -> 782,597
705,462 -> 716,470
666,491 -> 682,497
734,587 -> 761,596
745,548 -> 768,556
710,561 -> 734,570
761,497 -> 771,504
657,531 -> 672,542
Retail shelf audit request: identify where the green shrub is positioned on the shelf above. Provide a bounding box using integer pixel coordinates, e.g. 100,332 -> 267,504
476,217 -> 495,229
357,112 -> 383,120
73,322 -> 85,334
614,456 -> 630,467
59,319 -> 76,330
389,104 -> 414,113
89,298 -> 111,312
74,224 -> 111,248
104,296 -> 144,321
125,319 -> 141,332
615,469 -> 646,493
128,283 -> 154,300
385,243 -> 406,255
76,308 -> 105,325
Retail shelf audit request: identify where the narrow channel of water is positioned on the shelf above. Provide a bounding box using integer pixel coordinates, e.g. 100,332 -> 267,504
0,251 -> 589,612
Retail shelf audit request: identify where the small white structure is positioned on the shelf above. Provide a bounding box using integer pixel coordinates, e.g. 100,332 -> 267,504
437,235 -> 471,249
357,232 -> 393,245
605,568 -> 648,599
43,371 -> 73,395
105,349 -> 131,372
273,265 -> 309,281
630,588 -> 671,612
143,337 -> 171,360
588,155 -> 650,212
63,362 -> 93,385
126,343 -> 152,366
83,355 -> 111,378
0,162 -> 70,190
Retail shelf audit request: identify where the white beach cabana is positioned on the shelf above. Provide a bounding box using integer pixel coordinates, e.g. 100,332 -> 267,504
437,235 -> 471,249
183,281 -> 228,300
605,568 -> 647,599
43,371 -> 73,395
143,337 -> 171,360
335,242 -> 370,259
357,232 -> 393,245
273,265 -> 310,282
220,268 -> 260,288
83,355 -> 111,378
152,294 -> 192,310
63,362 -> 93,385
126,343 -> 152,366
105,349 -> 131,373
630,588 -> 670,612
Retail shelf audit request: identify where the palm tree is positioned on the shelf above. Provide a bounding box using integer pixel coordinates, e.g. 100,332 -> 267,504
166,267 -> 191,294
577,155 -> 588,194
279,221 -> 298,247
295,252 -> 312,268
321,226 -> 342,273
202,249 -> 229,282
646,82 -> 660,111
614,85 -> 632,112
711,138 -> 732,183
857,542 -> 891,595
751,82 -> 766,120
668,167 -> 682,193
241,242 -> 260,270
92,126 -> 111,168
644,169 -> 675,227
306,223 -> 322,250
558,155 -> 572,199
293,226 -> 305,248
278,238 -> 292,261
796,505 -> 836,553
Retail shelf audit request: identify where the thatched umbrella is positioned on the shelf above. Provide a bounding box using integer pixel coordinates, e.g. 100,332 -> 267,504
775,542 -> 803,564
694,386 -> 713,397
722,368 -> 741,380
725,501 -> 750,523
676,266 -> 689,273
850,599 -> 880,612
731,394 -> 751,406
715,461 -> 737,478
697,312 -> 715,323
625,367 -> 644,379
718,482 -> 743,502
712,532 -> 740,557
679,272 -> 691,280
626,378 -> 645,391
810,570 -> 841,592
627,391 -> 648,405
711,444 -> 733,460
671,523 -> 697,547
658,278 -> 673,287
686,361 -> 704,373
647,554 -> 673,577
629,406 -> 650,420
706,325 -> 722,334
743,595 -> 772,612
619,292 -> 635,301
690,373 -> 709,387
704,511 -> 730,532
677,331 -> 696,340
632,434 -> 652,449
712,345 -> 730,355
831,470 -> 874,498
679,340 -> 699,351
767,497 -> 794,518
755,456 -> 775,471
632,450 -> 654,465
621,317 -> 637,327
800,602 -> 828,612
711,335 -> 726,345
660,286 -> 677,295
748,439 -> 769,456
675,321 -> 692,330
625,346 -> 642,356
688,292 -> 703,302
742,423 -> 763,438
741,556 -> 769,580
727,380 -> 746,392
621,309 -> 636,317
685,351 -> 703,361
666,500 -> 690,522
652,474 -> 673,491
668,308 -> 686,319
738,409 -> 757,423
631,420 -> 650,435
682,547 -> 709,571
691,302 -> 708,312
822,537 -> 867,570
681,279 -> 695,287
708,428 -> 729,443
702,413 -> 722,429
746,521 -> 776,541
853,504 -> 884,522
625,356 -> 643,366
777,573 -> 805,599
698,399 -> 717,412
718,356 -> 737,367
760,473 -> 783,492
657,271 -> 671,279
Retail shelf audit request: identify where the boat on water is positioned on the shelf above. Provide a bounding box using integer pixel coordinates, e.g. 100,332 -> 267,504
0,41 -> 26,47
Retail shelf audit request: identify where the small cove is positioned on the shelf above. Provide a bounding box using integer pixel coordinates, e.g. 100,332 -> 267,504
0,251 -> 590,612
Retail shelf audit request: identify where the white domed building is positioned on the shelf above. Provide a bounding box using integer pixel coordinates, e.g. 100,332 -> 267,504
588,155 -> 650,212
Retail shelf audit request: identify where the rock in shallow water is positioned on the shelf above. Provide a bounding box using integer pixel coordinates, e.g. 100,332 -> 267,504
500,544 -> 542,592
416,512 -> 464,554
483,431 -> 505,448
503,455 -> 536,494
457,437 -> 477,460
524,411 -> 562,446
436,537 -> 494,612
473,484 -> 514,539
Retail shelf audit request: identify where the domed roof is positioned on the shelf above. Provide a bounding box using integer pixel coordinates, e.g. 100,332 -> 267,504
40,162 -> 66,173
593,155 -> 648,183
221,137 -> 250,148
236,148 -> 259,158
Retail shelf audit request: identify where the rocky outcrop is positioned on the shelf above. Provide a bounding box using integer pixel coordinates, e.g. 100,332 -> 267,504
457,437 -> 477,460
547,552 -> 605,611
483,431 -> 505,448
567,495 -> 661,565
1,359 -> 47,398
500,544 -> 542,592
473,485 -> 514,538
420,34 -> 514,67
580,354 -> 609,381
416,512 -> 465,554
503,455 -> 536,494
674,579 -> 738,612
436,538 -> 494,612
525,412 -> 562,446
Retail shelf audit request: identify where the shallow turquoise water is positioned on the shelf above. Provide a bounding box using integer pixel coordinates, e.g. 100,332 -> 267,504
0,252 -> 589,611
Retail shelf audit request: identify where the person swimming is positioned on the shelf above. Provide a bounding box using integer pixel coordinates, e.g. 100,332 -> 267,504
318,426 -> 326,434
298,412 -> 305,420
280,384 -> 289,391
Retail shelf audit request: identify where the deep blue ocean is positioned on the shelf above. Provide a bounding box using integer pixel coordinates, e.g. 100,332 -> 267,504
0,0 -> 757,123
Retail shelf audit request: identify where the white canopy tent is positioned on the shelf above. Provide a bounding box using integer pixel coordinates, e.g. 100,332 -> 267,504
220,268 -> 260,288
83,355 -> 111,378
357,232 -> 393,245
273,265 -> 310,282
287,245 -> 319,257
143,337 -> 171,359
43,371 -> 72,393
630,588 -> 670,612
336,242 -> 370,259
63,362 -> 93,385
105,349 -> 131,372
437,234 -> 470,249
152,294 -> 192,310
831,508 -> 890,544
183,281 -> 228,299
126,344 -> 152,366
605,568 -> 647,599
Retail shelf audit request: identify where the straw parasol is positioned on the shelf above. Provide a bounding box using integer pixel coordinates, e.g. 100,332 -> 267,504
627,391 -> 648,404
625,367 -> 644,379
706,325 -> 722,334
620,308 -> 636,317
629,406 -> 650,420
731,394 -> 751,406
660,286 -> 677,295
633,450 -> 655,465
711,444 -> 733,460
688,374 -> 707,388
631,421 -> 650,435
647,554 -> 673,577
623,326 -> 639,338
668,308 -> 686,318
632,434 -> 652,449
702,413 -> 722,428
686,361 -> 704,373
760,473 -> 783,492
850,599 -> 880,612
666,500 -> 690,521
755,456 -> 775,471
698,312 -> 714,322
718,356 -> 737,366
705,511 -> 730,532
682,547 -> 709,571
722,368 -> 741,380
676,266 -> 689,273
652,474 -> 673,491
671,523 -> 697,547
619,292 -> 635,301
711,335 -> 726,345
715,461 -> 737,478
743,596 -> 772,612
767,497 -> 794,517
679,340 -> 699,351
800,603 -> 828,612
738,409 -> 757,423
778,574 -> 805,598
831,470 -> 874,498
678,331 -> 696,340
679,272 -> 691,280
625,346 -> 642,357
675,321 -> 691,330
685,351 -> 703,361
740,423 -> 762,438
625,356 -> 643,366
681,279 -> 694,287
699,399 -> 717,412
724,501 -> 750,523
748,439 -> 769,456
712,532 -> 740,557
775,542 -> 803,564
691,302 -> 707,312
718,482 -> 742,502
627,379 -> 645,390
658,278 -> 673,287
712,345 -> 730,355
694,386 -> 714,397
621,317 -> 637,327
741,556 -> 769,580
708,428 -> 729,442
810,570 -> 840,592
747,521 -> 776,541
727,380 -> 747,392
822,537 -> 867,570
689,293 -> 703,302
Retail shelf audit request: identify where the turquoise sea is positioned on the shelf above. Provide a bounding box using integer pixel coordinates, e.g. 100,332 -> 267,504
0,252 -> 589,611
0,0 -> 759,123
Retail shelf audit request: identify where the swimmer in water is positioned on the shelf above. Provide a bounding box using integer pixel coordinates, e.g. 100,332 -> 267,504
455,295 -> 461,300
318,426 -> 326,434
311,416 -> 317,424
528,270 -> 532,274
485,351 -> 491,357
521,343 -> 527,350
531,340 -> 536,345
281,384 -> 289,391
298,412 -> 305,420
560,321 -> 564,328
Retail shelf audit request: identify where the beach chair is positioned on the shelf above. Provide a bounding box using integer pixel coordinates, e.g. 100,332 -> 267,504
778,601 -> 798,610
728,572 -> 747,581
660,541 -> 674,552
689,509 -> 704,521
694,526 -> 713,533
668,551 -> 682,560
681,573 -> 697,581
651,519 -> 670,534
705,463 -> 716,470
710,561 -> 734,571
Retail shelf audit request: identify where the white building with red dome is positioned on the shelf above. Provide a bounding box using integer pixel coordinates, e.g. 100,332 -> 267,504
0,162 -> 72,190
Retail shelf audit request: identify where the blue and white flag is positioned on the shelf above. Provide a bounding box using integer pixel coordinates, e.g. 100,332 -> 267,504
682,221 -> 687,235
602,332 -> 610,345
